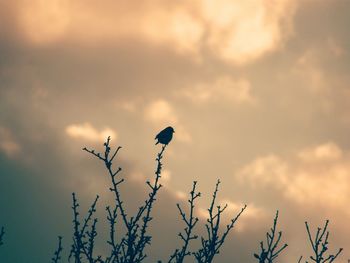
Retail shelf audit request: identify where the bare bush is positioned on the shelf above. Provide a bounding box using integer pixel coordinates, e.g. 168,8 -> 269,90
0,135 -> 342,263
168,181 -> 201,263
193,180 -> 247,263
254,210 -> 287,263
299,220 -> 342,263
48,136 -> 247,263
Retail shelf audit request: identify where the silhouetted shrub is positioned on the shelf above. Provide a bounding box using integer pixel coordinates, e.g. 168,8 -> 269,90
299,220 -> 342,263
49,137 -> 247,263
0,136 -> 344,263
167,180 -> 246,263
254,210 -> 287,263
192,180 -> 246,263
168,181 -> 201,263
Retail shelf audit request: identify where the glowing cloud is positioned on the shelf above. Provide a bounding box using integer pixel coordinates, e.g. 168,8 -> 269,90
14,0 -> 297,64
144,99 -> 178,124
17,0 -> 71,44
65,122 -> 116,142
236,142 -> 350,212
201,0 -> 296,64
298,142 -> 343,162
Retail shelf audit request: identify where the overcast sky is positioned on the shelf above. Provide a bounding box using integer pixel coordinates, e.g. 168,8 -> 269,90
1,0 -> 350,262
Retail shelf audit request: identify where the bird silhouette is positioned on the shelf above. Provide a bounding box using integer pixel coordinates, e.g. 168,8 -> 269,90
155,126 -> 175,145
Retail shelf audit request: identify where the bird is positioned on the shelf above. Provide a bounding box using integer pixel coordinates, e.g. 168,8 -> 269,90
155,126 -> 175,145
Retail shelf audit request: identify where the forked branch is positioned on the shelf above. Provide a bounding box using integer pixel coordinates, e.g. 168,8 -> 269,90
84,136 -> 168,263
301,220 -> 342,263
168,181 -> 201,263
194,180 -> 247,263
254,210 -> 288,263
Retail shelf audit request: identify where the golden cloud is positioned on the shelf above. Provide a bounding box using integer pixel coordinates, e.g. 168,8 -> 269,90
13,0 -> 297,64
65,122 -> 117,142
236,142 -> 350,212
144,99 -> 178,124
17,0 -> 71,44
201,0 -> 297,64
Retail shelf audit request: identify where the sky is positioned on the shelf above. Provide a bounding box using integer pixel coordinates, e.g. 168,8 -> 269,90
0,0 -> 350,262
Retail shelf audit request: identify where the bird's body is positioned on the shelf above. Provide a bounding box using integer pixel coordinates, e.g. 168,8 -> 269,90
155,126 -> 175,145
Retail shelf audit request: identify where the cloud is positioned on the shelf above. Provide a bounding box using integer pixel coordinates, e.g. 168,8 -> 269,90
294,49 -> 328,93
236,154 -> 289,189
174,190 -> 187,201
236,142 -> 350,212
140,6 -> 204,54
12,0 -> 297,64
179,76 -> 256,105
161,169 -> 172,183
0,126 -> 21,158
298,142 -> 343,162
144,99 -> 178,124
16,0 -> 71,45
201,0 -> 297,64
65,122 -> 117,142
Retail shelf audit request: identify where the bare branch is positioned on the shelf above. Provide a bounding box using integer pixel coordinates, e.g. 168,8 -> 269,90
51,236 -> 63,263
194,179 -> 247,263
168,181 -> 201,263
0,227 -> 4,248
254,211 -> 288,263
301,220 -> 342,263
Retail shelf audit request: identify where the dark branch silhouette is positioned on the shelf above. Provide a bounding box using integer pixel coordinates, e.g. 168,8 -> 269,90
168,181 -> 201,263
0,227 -> 4,248
254,210 -> 288,263
52,236 -> 63,263
69,193 -> 100,263
193,179 -> 247,263
300,220 -> 342,263
82,136 -> 167,263
31,134 -> 342,263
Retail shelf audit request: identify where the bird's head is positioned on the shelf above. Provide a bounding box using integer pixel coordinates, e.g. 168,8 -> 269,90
166,126 -> 175,133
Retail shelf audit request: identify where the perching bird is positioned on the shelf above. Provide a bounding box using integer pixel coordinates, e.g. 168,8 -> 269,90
155,126 -> 175,145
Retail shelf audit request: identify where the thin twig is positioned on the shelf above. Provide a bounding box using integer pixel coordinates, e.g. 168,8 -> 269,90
194,179 -> 247,263
168,181 -> 201,263
0,227 -> 4,247
51,236 -> 63,263
302,220 -> 343,263
254,211 -> 288,263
